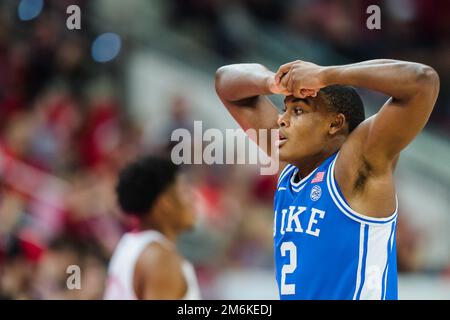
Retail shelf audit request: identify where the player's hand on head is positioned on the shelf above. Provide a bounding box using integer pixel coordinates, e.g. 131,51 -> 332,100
298,89 -> 318,98
274,60 -> 298,84
275,60 -> 325,98
267,75 -> 291,95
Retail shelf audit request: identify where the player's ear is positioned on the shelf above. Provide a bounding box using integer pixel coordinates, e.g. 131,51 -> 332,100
153,192 -> 172,216
329,113 -> 346,135
150,194 -> 173,224
161,193 -> 173,210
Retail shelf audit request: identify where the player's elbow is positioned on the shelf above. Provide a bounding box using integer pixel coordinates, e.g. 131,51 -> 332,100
215,65 -> 234,102
415,64 -> 440,91
215,66 -> 225,94
415,65 -> 440,108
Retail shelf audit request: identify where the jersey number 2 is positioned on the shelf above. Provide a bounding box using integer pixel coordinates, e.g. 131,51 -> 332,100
280,241 -> 297,295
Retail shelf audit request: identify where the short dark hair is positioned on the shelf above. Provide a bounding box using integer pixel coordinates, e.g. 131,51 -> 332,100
116,156 -> 180,216
320,85 -> 365,133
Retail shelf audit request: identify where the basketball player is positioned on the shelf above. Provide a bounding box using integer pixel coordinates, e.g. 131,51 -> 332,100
104,156 -> 200,300
215,59 -> 439,299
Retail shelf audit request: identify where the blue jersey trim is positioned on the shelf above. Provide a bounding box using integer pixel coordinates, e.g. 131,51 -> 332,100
384,221 -> 396,299
277,164 -> 295,188
290,167 -> 319,191
355,224 -> 369,300
381,221 -> 395,299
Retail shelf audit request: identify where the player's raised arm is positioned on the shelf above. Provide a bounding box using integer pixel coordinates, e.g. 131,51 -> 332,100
215,63 -> 284,130
324,60 -> 439,166
215,63 -> 287,160
276,59 -> 440,171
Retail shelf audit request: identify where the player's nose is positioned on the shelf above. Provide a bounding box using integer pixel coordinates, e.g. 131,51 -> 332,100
277,113 -> 288,127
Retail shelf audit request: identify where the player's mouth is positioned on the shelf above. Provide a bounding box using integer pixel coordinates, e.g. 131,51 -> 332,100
277,131 -> 288,148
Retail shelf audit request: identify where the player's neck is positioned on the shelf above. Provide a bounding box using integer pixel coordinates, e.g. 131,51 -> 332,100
293,156 -> 325,180
294,144 -> 341,179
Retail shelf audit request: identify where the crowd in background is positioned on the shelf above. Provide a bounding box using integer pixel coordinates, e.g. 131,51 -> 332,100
0,0 -> 448,299
169,0 -> 450,136
0,0 -> 277,299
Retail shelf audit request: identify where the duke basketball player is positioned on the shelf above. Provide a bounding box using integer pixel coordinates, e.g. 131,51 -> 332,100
104,156 -> 200,300
215,59 -> 439,299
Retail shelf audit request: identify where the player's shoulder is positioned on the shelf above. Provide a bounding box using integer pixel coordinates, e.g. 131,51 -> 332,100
338,115 -> 399,177
133,240 -> 186,299
135,242 -> 184,285
340,116 -> 372,159
137,242 -> 183,274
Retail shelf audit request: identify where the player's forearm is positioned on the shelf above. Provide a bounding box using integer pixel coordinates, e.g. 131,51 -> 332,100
322,59 -> 439,103
215,63 -> 273,103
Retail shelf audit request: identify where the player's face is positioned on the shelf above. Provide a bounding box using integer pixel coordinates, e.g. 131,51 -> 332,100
165,174 -> 197,232
277,95 -> 332,163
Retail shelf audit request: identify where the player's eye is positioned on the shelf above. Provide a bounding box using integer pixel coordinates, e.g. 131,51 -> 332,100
294,107 -> 304,115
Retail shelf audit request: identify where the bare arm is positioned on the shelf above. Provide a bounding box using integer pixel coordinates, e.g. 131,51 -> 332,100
276,59 -> 440,170
322,59 -> 440,169
215,64 -> 284,160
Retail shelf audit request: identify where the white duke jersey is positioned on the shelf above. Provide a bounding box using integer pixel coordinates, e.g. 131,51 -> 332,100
274,152 -> 398,300
104,230 -> 201,300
